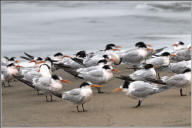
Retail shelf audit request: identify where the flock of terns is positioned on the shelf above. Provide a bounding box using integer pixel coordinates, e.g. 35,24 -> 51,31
1,41 -> 191,112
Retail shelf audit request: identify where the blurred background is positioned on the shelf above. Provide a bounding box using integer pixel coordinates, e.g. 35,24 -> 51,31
2,1 -> 191,57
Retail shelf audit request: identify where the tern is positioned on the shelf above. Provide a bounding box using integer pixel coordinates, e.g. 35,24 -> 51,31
146,68 -> 191,96
51,82 -> 102,112
121,42 -> 153,70
1,63 -> 22,87
145,52 -> 176,69
78,65 -> 120,93
116,64 -> 158,81
169,60 -> 191,74
113,80 -> 169,107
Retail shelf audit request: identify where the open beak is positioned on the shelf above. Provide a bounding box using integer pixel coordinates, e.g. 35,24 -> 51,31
146,48 -> 154,53
112,49 -> 120,51
29,60 -> 36,63
146,44 -> 152,47
170,54 -> 176,57
90,84 -> 103,88
16,65 -> 23,68
115,45 -> 122,48
172,43 -> 178,47
112,69 -> 120,72
60,80 -> 71,84
63,55 -> 71,58
15,60 -> 20,63
112,88 -> 122,92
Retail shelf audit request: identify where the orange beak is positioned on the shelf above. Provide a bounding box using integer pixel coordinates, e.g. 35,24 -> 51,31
172,43 -> 178,47
112,88 -> 122,92
29,60 -> 36,63
15,60 -> 20,63
112,49 -> 120,51
60,80 -> 71,84
115,45 -> 122,48
170,54 -> 176,57
153,65 -> 158,69
147,48 -> 154,53
187,46 -> 192,51
16,65 -> 23,68
63,55 -> 71,58
36,61 -> 45,64
37,69 -> 40,72
112,69 -> 120,72
109,58 -> 115,62
90,84 -> 103,88
146,44 -> 152,47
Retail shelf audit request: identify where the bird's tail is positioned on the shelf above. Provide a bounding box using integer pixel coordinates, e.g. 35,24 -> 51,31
50,91 -> 62,99
24,52 -> 34,59
157,85 -> 170,93
13,75 -> 35,89
116,75 -> 134,81
20,56 -> 32,61
146,78 -> 166,85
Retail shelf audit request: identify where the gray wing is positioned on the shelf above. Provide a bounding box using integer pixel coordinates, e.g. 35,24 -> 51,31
1,66 -> 7,73
146,57 -> 165,66
122,51 -> 144,64
169,61 -> 189,73
166,74 -> 189,88
131,82 -> 158,98
130,70 -> 156,81
171,50 -> 191,61
62,88 -> 84,104
78,69 -> 105,83
35,77 -> 51,90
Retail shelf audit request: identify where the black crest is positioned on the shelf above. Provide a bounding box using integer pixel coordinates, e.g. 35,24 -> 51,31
102,65 -> 111,70
80,82 -> 90,88
122,80 -> 130,88
76,51 -> 86,58
54,52 -> 63,57
52,75 -> 60,80
178,41 -> 184,45
97,59 -> 108,64
144,64 -> 153,69
183,68 -> 191,73
161,52 -> 170,56
7,63 -> 15,67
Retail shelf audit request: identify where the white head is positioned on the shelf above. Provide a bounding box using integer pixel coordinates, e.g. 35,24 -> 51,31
172,41 -> 185,51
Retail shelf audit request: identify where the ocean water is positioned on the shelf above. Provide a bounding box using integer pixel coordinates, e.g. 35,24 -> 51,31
2,1 -> 191,58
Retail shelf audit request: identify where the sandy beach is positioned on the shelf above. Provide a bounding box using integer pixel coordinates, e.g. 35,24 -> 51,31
2,64 -> 191,127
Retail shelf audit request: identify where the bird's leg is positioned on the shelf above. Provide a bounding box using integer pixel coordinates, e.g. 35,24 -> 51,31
135,100 -> 142,108
46,95 -> 49,102
133,65 -> 137,71
97,87 -> 104,93
8,80 -> 11,87
50,95 -> 53,102
36,90 -> 40,95
157,72 -> 160,79
2,82 -> 6,87
82,104 -> 87,112
180,88 -> 186,96
76,105 -> 80,112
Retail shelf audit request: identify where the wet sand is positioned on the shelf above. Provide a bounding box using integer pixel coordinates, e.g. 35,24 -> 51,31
2,64 -> 191,127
